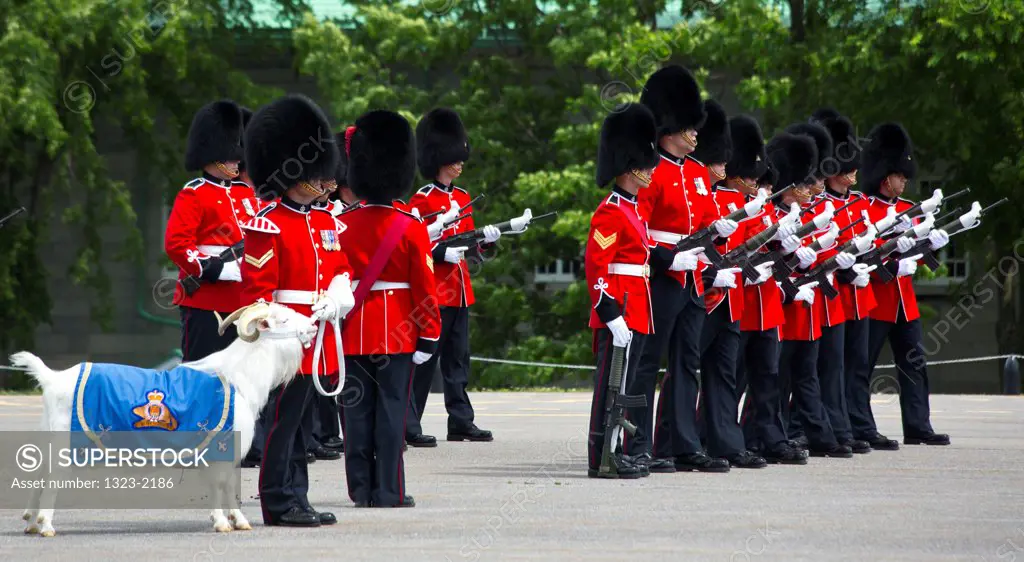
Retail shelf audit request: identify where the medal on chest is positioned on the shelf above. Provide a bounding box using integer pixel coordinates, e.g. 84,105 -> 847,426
762,215 -> 772,227
320,230 -> 340,251
694,177 -> 708,196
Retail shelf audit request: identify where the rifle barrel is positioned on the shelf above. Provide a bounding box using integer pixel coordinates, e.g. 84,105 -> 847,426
0,207 -> 26,226
981,197 -> 1009,214
838,217 -> 866,235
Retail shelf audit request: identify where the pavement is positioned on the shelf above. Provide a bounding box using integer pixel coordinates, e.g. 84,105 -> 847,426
1,392 -> 1023,562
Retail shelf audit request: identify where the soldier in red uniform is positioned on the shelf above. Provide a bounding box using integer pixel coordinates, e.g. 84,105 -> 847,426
692,101 -> 767,469
166,99 -> 260,361
586,103 -> 659,479
630,66 -> 737,474
240,94 -> 353,527
406,108 -> 499,446
727,116 -> 806,464
785,121 -> 868,454
769,132 -> 854,458
861,123 -> 951,446
337,111 -> 442,507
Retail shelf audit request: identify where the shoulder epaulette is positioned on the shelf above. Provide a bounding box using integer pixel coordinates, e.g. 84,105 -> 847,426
898,197 -> 914,204
256,203 -> 276,218
242,215 -> 280,234
334,217 -> 348,234
396,208 -> 421,221
416,184 -> 435,195
184,178 -> 205,190
686,155 -> 705,167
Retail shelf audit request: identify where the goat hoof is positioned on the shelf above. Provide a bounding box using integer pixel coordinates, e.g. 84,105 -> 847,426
24,525 -> 39,535
40,529 -> 56,538
214,522 -> 233,533
22,511 -> 32,521
233,521 -> 252,531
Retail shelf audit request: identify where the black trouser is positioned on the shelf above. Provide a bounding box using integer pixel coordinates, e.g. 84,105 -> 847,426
407,306 -> 475,435
698,302 -> 746,458
779,340 -> 837,447
258,376 -> 314,524
588,328 -> 648,471
304,391 -> 341,450
738,328 -> 787,451
179,306 -> 237,361
818,322 -> 853,442
630,274 -> 704,458
344,354 -> 414,507
844,317 -> 878,438
251,375 -> 334,459
867,315 -> 934,437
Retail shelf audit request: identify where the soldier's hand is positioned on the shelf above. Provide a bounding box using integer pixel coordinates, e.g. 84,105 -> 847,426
606,316 -> 632,348
796,246 -> 816,269
794,285 -> 816,305
781,234 -> 802,255
412,351 -> 432,365
836,251 -> 857,270
669,247 -> 703,271
897,255 -> 922,277
928,229 -> 949,250
852,263 -> 875,288
444,246 -> 469,264
713,219 -> 739,238
482,225 -> 501,244
896,236 -> 915,254
311,295 -> 339,323
745,262 -> 773,286
218,259 -> 242,282
712,267 -> 742,289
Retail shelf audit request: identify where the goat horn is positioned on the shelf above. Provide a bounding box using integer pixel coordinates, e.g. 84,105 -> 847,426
217,306 -> 250,336
236,303 -> 272,343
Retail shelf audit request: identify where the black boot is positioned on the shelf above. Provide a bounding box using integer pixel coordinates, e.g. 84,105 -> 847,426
588,454 -> 644,479
808,443 -> 853,458
840,439 -> 872,454
310,446 -> 341,460
726,450 -> 768,469
406,434 -> 438,448
904,433 -> 950,446
860,432 -> 900,450
447,425 -> 493,442
275,506 -> 320,527
321,437 -> 344,451
674,452 -> 731,473
304,506 -> 337,525
645,455 -> 677,474
763,444 -> 808,465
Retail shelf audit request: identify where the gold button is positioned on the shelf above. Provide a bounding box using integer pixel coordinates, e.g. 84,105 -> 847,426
387,290 -> 394,295
674,182 -> 679,186
311,229 -> 315,233
319,274 -> 323,279
318,259 -> 322,264
217,200 -> 222,204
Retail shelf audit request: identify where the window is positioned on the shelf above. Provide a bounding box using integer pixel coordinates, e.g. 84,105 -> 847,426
534,259 -> 581,284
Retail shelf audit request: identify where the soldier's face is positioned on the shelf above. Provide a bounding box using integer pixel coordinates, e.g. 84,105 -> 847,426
728,177 -> 758,196
679,129 -> 698,152
810,178 -> 825,195
446,162 -> 464,178
792,184 -> 813,205
883,173 -> 907,197
629,167 -> 655,189
213,161 -> 240,179
707,163 -> 726,182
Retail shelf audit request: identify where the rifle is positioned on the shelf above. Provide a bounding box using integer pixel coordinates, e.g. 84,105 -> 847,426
899,198 -> 1007,272
421,194 -> 485,221
0,207 -> 25,229
768,202 -> 837,281
180,240 -> 246,297
877,187 -> 970,238
336,200 -> 364,215
434,210 -> 558,251
597,293 -> 647,477
856,212 -> 938,283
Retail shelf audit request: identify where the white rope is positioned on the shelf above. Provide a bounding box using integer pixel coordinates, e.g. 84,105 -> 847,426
1,353 -> 1020,373
468,353 -> 1023,372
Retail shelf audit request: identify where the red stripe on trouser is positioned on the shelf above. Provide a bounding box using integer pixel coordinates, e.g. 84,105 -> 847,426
399,360 -> 415,502
258,384 -> 287,523
588,335 -> 611,468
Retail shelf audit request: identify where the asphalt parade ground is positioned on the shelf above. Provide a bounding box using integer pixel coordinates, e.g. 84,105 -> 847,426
1,392 -> 1023,562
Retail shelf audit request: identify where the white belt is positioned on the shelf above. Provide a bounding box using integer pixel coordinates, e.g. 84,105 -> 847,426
648,229 -> 687,245
272,290 -> 321,305
351,281 -> 411,291
608,263 -> 650,278
198,244 -> 229,255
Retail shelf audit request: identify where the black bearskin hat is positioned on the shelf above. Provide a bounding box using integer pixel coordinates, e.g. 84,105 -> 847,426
724,115 -> 768,180
347,110 -> 417,204
185,100 -> 244,171
332,131 -> 349,188
858,122 -> 917,196
766,133 -> 817,191
595,103 -> 659,188
810,108 -> 860,176
237,106 -> 253,172
691,100 -> 731,165
416,107 -> 470,180
786,122 -> 833,181
243,95 -> 339,201
639,65 -> 706,137
757,161 -> 778,189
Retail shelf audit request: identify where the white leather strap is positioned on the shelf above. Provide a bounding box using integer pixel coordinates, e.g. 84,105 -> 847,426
197,244 -> 229,255
273,290 -> 319,305
648,229 -> 686,245
608,263 -> 650,278
350,281 -> 411,291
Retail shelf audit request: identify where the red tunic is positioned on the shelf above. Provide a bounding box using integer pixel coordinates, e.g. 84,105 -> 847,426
586,189 -> 653,334
165,176 -> 264,312
826,190 -> 878,321
739,203 -> 785,333
779,206 -> 828,342
409,183 -> 477,307
637,153 -> 719,295
704,187 -> 746,321
240,198 -> 354,376
335,204 -> 441,356
808,194 -> 847,328
866,196 -> 920,322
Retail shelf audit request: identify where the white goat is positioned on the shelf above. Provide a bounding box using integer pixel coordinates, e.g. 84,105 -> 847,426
9,301 -> 317,537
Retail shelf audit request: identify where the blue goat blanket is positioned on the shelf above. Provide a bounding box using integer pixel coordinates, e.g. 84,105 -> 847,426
69,363 -> 237,461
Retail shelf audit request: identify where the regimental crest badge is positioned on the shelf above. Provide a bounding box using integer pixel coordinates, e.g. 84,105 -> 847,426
593,230 -> 617,250
727,203 -> 738,213
762,215 -> 772,227
320,230 -> 340,251
132,389 -> 179,431
694,177 -> 708,196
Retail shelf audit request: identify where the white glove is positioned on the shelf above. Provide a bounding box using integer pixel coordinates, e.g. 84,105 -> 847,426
893,215 -> 913,234
745,262 -> 773,286
873,206 -> 899,233
896,236 -> 915,254
959,202 -> 982,230
670,247 -> 703,271
311,294 -> 338,323
606,316 -> 632,347
781,234 -> 802,255
714,219 -> 739,238
794,284 -> 816,305
218,259 -> 242,282
796,246 -> 816,269
713,267 -> 742,289
920,188 -> 943,215
836,251 -> 856,270
412,351 -> 432,365
313,274 -> 356,322
811,202 -> 836,229
444,246 -> 468,264
928,229 -> 949,250
482,225 -> 501,244
852,263 -> 875,288
897,256 -> 919,277
508,209 -> 532,233
743,189 -> 769,217
775,220 -> 798,241
816,223 -> 840,250
428,205 -> 461,240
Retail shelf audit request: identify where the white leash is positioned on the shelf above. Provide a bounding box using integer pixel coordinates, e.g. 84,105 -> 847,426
309,317 -> 344,398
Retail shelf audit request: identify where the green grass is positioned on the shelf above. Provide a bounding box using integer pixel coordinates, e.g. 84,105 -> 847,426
0,388 -> 42,395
